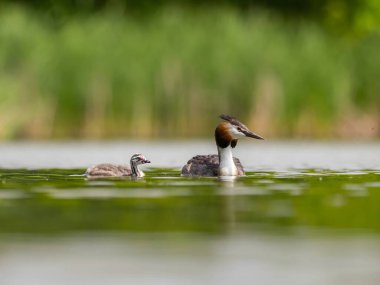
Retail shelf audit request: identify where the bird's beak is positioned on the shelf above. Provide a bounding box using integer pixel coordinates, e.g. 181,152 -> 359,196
142,159 -> 151,164
243,130 -> 264,140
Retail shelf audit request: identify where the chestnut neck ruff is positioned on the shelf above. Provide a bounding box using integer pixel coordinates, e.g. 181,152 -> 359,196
214,122 -> 237,149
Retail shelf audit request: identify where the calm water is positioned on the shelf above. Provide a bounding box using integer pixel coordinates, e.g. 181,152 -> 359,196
0,141 -> 379,285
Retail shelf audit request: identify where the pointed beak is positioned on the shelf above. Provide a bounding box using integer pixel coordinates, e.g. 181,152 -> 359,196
142,159 -> 151,164
243,130 -> 264,140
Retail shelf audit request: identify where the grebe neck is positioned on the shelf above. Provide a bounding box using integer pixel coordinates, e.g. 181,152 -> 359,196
217,146 -> 238,176
214,122 -> 238,176
130,160 -> 144,177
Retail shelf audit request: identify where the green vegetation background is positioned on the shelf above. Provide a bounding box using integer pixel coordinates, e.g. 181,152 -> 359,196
0,1 -> 379,139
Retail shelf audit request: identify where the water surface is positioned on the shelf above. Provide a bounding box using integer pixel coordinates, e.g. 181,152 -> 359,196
0,141 -> 379,285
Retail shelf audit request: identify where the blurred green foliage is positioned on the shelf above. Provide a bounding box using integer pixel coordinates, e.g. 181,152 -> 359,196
0,4 -> 379,139
7,0 -> 380,36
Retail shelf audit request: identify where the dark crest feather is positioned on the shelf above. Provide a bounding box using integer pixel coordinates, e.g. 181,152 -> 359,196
220,114 -> 258,139
219,114 -> 247,128
231,139 -> 238,148
220,114 -> 239,124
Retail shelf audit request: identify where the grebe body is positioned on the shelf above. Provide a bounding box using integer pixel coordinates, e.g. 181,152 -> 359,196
181,154 -> 244,176
85,153 -> 150,178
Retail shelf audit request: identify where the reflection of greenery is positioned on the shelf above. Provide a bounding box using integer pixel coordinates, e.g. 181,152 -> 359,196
0,6 -> 379,139
0,169 -> 379,234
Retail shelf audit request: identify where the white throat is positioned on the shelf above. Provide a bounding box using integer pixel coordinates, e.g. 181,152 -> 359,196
217,146 -> 238,176
131,163 -> 145,177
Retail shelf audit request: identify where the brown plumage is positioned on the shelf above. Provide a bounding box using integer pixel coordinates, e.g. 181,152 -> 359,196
85,164 -> 132,177
214,122 -> 234,148
181,155 -> 245,177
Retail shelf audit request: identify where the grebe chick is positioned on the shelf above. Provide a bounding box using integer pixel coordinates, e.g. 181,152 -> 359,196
85,153 -> 150,178
182,114 -> 263,177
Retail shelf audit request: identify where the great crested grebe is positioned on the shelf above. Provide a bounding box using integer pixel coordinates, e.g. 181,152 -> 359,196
85,153 -> 150,178
182,114 -> 263,177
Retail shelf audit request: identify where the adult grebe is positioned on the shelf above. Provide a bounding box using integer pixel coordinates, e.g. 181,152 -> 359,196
181,115 -> 263,176
85,153 -> 151,178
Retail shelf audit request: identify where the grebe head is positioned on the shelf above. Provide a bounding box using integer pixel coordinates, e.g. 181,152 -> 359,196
130,153 -> 151,165
215,114 -> 264,148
